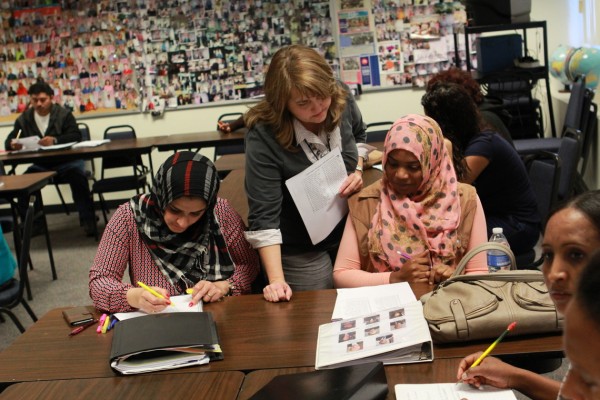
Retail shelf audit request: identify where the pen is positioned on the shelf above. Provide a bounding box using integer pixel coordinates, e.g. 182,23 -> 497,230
397,251 -> 411,260
69,319 -> 97,336
15,129 -> 22,140
137,281 -> 173,306
96,313 -> 107,333
470,322 -> 517,369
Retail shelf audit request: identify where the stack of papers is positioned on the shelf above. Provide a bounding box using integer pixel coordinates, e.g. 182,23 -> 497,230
110,311 -> 222,375
11,136 -> 77,152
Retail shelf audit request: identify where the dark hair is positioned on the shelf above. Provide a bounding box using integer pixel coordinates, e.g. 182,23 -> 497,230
427,67 -> 484,105
547,190 -> 600,233
28,81 -> 54,96
575,250 -> 600,328
421,81 -> 482,181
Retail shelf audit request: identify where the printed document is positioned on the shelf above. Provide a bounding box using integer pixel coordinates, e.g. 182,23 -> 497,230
72,139 -> 111,148
394,383 -> 518,399
332,282 -> 417,321
285,147 -> 349,244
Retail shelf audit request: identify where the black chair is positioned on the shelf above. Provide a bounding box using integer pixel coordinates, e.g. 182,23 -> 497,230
214,112 -> 245,161
0,195 -> 38,333
52,122 -> 96,215
517,152 -> 561,269
92,125 -> 150,224
556,129 -> 582,202
365,121 -> 393,143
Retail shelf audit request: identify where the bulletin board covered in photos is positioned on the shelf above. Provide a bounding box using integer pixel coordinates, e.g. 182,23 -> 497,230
0,0 -> 469,118
337,0 -> 469,88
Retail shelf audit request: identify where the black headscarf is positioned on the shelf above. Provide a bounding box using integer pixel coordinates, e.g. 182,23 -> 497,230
130,151 -> 234,292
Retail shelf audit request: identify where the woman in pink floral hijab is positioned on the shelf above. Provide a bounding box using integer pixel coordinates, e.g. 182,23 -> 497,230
333,114 -> 488,288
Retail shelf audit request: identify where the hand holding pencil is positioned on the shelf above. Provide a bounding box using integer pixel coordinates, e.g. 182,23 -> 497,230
456,322 -> 518,389
132,281 -> 172,313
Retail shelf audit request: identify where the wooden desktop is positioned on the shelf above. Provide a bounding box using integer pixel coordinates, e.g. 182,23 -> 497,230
0,285 -> 562,388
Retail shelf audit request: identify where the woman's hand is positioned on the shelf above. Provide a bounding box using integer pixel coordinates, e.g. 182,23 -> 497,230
189,280 -> 228,305
430,263 -> 455,284
338,171 -> 363,198
217,121 -> 233,133
263,279 -> 292,302
127,286 -> 171,313
389,250 -> 430,283
457,352 -> 516,389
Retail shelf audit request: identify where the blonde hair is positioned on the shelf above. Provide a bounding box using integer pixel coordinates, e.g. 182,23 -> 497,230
245,45 -> 347,151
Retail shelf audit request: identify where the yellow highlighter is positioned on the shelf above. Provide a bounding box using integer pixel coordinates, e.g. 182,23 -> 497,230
101,315 -> 111,334
186,288 -> 194,294
137,281 -> 173,307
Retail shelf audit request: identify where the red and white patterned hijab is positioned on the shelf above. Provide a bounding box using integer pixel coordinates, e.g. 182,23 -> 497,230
130,151 -> 234,291
368,114 -> 461,272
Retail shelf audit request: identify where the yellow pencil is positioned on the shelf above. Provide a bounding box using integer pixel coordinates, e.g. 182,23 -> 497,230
137,281 -> 173,307
470,322 -> 517,368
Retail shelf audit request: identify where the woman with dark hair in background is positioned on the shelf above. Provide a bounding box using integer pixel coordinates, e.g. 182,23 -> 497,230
422,81 -> 540,257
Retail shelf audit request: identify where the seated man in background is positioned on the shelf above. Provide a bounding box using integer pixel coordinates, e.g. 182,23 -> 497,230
4,82 -> 96,236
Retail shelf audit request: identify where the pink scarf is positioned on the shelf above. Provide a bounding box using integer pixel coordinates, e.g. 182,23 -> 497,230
368,114 -> 461,271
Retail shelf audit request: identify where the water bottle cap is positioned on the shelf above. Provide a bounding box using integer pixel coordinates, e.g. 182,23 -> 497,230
492,227 -> 503,234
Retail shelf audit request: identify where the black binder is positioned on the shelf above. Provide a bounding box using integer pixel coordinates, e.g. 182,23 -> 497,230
249,362 -> 388,400
110,312 -> 222,375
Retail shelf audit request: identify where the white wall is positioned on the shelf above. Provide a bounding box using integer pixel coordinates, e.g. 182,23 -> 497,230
2,0 -> 597,208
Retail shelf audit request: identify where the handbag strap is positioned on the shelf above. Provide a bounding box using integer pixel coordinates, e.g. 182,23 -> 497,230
452,242 -> 516,277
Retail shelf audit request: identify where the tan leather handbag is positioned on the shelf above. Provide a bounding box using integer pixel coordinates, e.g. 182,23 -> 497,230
420,243 -> 563,343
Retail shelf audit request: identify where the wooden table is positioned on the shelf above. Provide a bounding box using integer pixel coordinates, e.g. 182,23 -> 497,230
0,138 -> 157,172
0,286 -> 562,387
218,169 -> 248,224
238,359 -> 466,400
0,171 -> 57,300
0,371 -> 244,400
154,129 -> 246,153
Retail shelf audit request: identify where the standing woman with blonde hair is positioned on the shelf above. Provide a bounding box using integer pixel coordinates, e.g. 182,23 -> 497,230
244,45 -> 368,302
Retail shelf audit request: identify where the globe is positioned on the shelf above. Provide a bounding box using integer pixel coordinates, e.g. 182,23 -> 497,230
549,44 -> 574,86
566,46 -> 600,90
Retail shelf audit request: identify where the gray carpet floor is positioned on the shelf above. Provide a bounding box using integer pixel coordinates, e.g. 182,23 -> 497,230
0,212 -> 567,399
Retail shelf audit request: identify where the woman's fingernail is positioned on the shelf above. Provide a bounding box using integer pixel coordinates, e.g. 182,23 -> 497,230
188,302 -> 194,307
461,372 -> 468,380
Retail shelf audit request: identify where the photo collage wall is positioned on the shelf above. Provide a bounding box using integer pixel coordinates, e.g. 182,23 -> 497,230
0,0 -> 469,117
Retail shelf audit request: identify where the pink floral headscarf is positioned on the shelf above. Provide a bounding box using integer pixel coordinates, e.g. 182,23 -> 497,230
368,114 -> 461,272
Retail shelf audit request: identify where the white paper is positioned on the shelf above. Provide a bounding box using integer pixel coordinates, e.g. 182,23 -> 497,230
114,294 -> 202,321
332,282 -> 417,321
394,383 -> 518,400
315,301 -> 432,369
285,148 -> 349,244
14,136 -> 41,150
72,139 -> 111,148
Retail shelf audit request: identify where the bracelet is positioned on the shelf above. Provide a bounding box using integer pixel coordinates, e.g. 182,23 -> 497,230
225,279 -> 236,296
355,165 -> 363,173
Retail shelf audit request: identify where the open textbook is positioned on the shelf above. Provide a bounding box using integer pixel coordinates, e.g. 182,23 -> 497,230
316,301 -> 433,369
395,383 -> 518,399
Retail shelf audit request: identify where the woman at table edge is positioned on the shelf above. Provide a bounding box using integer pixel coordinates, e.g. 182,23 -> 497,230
457,189 -> 600,399
89,151 -> 259,314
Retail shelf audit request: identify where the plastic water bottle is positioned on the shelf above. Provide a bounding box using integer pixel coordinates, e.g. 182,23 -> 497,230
487,227 -> 511,272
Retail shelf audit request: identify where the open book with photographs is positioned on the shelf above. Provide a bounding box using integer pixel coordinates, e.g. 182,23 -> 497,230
315,301 -> 433,369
